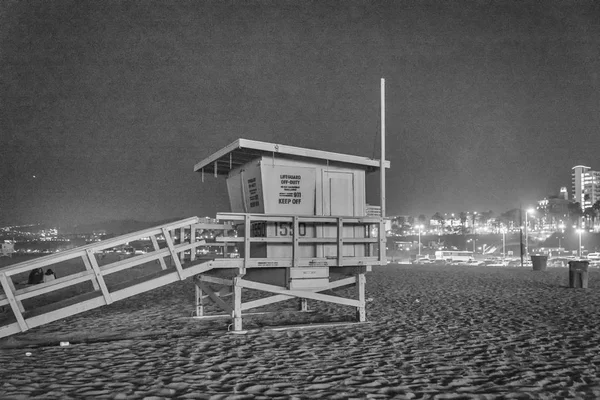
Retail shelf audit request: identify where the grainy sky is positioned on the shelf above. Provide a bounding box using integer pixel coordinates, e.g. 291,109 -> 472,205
2,0 -> 600,226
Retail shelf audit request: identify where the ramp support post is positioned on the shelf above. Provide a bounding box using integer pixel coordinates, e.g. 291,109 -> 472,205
232,275 -> 243,331
298,298 -> 308,312
356,272 -> 366,322
195,279 -> 204,316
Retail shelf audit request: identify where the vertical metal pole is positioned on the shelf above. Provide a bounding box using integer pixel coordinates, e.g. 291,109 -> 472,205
380,78 -> 386,218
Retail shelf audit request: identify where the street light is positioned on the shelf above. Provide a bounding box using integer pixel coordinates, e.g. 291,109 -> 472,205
525,208 -> 535,258
577,229 -> 584,258
417,225 -> 424,256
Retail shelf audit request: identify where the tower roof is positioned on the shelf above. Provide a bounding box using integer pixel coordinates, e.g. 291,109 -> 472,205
194,138 -> 390,176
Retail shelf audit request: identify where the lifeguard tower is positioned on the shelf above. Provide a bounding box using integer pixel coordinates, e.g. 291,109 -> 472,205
192,139 -> 389,331
0,140 -> 388,337
0,81 -> 389,338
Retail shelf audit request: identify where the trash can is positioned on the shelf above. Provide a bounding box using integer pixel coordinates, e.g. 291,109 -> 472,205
568,260 -> 589,288
531,255 -> 548,271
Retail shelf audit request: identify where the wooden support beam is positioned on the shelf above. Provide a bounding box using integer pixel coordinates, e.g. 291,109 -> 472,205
85,250 -> 113,305
238,279 -> 361,307
190,226 -> 196,262
15,271 -> 93,300
81,252 -> 101,290
293,216 -> 299,268
197,275 -> 233,286
233,276 -> 243,331
162,227 -> 185,280
179,228 -> 185,261
0,273 -> 28,333
151,235 -> 168,270
4,274 -> 24,313
337,217 -> 344,267
195,281 -> 203,316
196,281 -> 233,314
356,273 -> 366,322
379,219 -> 386,265
244,215 -> 250,269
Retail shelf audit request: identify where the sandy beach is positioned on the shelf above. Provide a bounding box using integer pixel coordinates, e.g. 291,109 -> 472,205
2,264 -> 600,399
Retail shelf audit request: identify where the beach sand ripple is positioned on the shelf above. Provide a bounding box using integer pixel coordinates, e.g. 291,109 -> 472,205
2,265 -> 600,398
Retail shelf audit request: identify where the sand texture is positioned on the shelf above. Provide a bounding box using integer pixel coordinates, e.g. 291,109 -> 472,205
2,264 -> 600,399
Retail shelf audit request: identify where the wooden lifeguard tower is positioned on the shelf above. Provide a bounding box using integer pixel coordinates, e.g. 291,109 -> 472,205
192,138 -> 389,331
0,80 -> 388,338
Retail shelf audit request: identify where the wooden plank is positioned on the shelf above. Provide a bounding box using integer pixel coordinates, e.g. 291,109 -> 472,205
238,279 -> 361,307
197,275 -> 233,286
357,273 -> 366,322
289,278 -> 330,290
192,223 -> 234,230
179,228 -> 185,261
15,271 -> 93,301
195,282 -> 203,316
233,276 -> 243,331
101,248 -> 171,275
197,281 -> 233,314
3,250 -> 87,277
0,322 -> 22,339
242,293 -> 296,311
5,275 -> 25,313
297,237 -> 338,243
292,216 -> 299,268
0,273 -> 28,332
190,227 -> 196,262
151,235 -> 168,270
81,251 -> 101,291
25,295 -> 106,330
244,215 -> 250,270
85,250 -> 112,305
379,220 -> 386,264
337,217 -> 343,267
162,228 -> 185,280
0,293 -> 8,307
2,216 -> 200,276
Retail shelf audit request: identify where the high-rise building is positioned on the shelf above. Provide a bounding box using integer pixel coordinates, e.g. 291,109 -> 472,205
572,165 -> 600,210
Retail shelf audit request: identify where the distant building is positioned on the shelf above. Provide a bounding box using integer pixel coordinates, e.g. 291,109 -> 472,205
572,165 -> 600,210
537,189 -> 571,230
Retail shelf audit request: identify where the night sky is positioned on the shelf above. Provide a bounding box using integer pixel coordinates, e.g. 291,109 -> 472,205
2,0 -> 600,226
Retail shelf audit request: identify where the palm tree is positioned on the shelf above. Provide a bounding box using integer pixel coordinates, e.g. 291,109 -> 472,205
432,212 -> 444,233
568,202 -> 584,227
584,207 -> 596,230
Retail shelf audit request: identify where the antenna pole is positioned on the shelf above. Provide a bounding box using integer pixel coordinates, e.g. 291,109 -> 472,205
380,78 -> 386,217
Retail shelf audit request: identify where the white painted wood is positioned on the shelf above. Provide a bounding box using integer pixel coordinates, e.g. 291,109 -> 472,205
195,281 -> 203,316
0,322 -> 21,339
81,252 -> 101,290
15,271 -> 93,300
193,138 -> 390,174
189,227 -> 196,262
288,278 -> 330,290
239,279 -> 361,307
197,275 -> 233,286
151,235 -> 168,270
25,295 -> 106,330
3,216 -> 200,276
162,227 -> 185,280
197,281 -> 233,314
85,250 -> 112,305
233,276 -> 243,331
4,275 -> 24,313
0,273 -> 28,332
289,267 -> 329,279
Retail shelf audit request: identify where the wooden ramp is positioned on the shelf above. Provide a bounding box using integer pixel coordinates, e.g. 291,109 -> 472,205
0,216 -> 234,339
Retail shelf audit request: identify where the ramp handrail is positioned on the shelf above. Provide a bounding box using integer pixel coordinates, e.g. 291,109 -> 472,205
1,217 -> 201,277
0,216 -> 238,338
